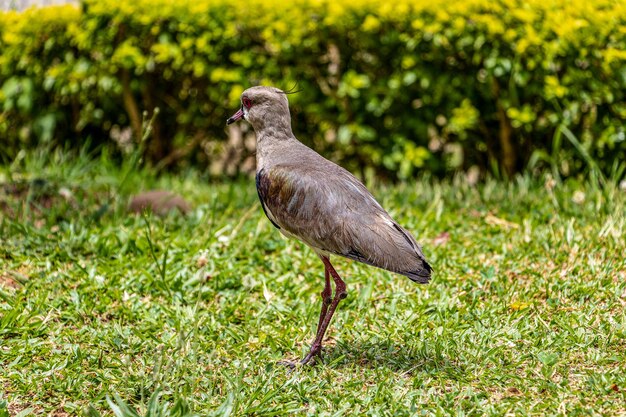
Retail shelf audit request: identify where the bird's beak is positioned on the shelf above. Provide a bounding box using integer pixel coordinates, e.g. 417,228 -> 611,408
226,107 -> 244,125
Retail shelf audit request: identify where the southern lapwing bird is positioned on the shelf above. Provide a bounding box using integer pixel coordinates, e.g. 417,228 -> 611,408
227,86 -> 432,365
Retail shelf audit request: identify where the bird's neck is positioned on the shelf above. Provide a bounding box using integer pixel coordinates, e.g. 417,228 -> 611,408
256,127 -> 294,141
252,118 -> 294,139
255,128 -> 298,169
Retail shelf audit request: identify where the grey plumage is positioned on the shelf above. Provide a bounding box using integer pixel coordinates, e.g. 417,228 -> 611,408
227,86 -> 432,365
255,161 -> 431,283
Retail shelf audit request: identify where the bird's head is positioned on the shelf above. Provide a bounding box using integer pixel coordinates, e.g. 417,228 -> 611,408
226,86 -> 292,134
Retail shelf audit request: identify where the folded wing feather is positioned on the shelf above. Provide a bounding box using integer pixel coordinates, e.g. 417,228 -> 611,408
256,164 -> 432,283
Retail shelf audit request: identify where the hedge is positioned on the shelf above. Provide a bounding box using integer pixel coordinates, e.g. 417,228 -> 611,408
1,0 -> 625,179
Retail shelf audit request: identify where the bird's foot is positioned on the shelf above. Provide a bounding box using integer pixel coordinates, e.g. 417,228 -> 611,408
277,359 -> 298,370
277,344 -> 324,370
300,343 -> 323,366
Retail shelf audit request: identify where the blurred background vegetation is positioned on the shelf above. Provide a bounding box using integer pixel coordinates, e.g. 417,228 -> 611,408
0,0 -> 625,181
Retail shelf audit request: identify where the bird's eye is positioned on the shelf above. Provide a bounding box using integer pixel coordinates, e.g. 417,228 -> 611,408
242,97 -> 252,109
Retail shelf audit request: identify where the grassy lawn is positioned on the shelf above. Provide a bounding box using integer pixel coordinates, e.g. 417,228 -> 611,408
1,150 -> 625,416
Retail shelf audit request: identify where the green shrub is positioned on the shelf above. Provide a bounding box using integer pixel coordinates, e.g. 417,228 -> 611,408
1,0 -> 625,179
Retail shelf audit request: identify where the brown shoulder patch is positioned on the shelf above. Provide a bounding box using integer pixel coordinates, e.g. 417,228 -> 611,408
255,168 -> 281,230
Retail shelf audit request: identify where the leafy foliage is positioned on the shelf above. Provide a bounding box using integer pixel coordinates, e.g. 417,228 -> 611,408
1,0 -> 625,178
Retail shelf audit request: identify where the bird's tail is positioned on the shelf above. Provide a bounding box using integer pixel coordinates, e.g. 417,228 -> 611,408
402,259 -> 432,284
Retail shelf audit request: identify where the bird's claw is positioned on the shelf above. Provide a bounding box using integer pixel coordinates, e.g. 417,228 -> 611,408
277,359 -> 298,371
277,345 -> 324,371
300,345 -> 323,366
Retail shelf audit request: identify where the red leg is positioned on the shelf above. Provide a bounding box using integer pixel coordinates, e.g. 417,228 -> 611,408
317,264 -> 332,331
301,256 -> 347,365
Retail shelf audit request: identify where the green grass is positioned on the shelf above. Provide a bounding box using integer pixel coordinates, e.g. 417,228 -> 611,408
1,149 -> 625,416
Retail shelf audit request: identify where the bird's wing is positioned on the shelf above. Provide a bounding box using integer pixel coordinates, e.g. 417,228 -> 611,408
256,163 -> 431,283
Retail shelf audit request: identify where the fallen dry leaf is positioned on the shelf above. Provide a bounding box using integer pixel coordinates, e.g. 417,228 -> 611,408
510,301 -> 530,311
485,213 -> 520,230
0,274 -> 19,288
433,231 -> 451,246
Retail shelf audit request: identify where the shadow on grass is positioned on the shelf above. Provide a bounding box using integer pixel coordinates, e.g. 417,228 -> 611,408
321,338 -> 466,378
